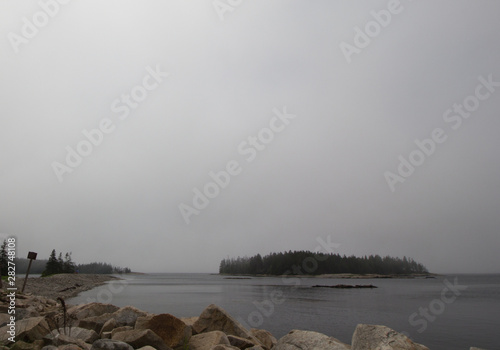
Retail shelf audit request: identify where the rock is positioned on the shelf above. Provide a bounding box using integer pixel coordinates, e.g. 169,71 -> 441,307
0,316 -> 50,344
16,306 -> 40,320
79,307 -> 145,334
0,314 -> 10,328
135,313 -> 192,348
227,335 -> 256,349
58,345 -> 84,350
78,314 -> 114,333
250,329 -> 277,350
180,317 -> 199,328
51,328 -> 99,344
352,324 -> 428,350
69,304 -> 120,321
101,332 -> 112,339
275,330 -> 350,350
100,319 -> 117,336
111,329 -> 170,350
136,347 -> 157,350
470,348 -> 488,350
42,346 -> 59,350
90,340 -> 133,350
111,327 -> 134,338
112,306 -> 148,327
44,332 -> 91,350
189,331 -> 230,350
246,347 -> 264,350
211,346 -> 240,350
11,340 -> 44,350
193,305 -> 262,346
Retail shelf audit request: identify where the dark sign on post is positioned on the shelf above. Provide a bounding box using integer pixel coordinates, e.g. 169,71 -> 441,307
22,251 -> 38,293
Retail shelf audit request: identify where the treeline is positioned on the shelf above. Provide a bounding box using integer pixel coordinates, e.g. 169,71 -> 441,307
0,243 -> 132,277
77,262 -> 131,274
219,251 -> 429,275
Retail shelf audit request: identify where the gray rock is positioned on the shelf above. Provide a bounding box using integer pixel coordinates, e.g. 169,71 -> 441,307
112,306 -> 148,327
250,329 -> 277,350
100,319 -> 117,336
352,324 -> 428,350
189,331 -> 230,350
227,335 -> 256,349
274,330 -> 350,350
210,346 -> 240,350
110,327 -> 134,338
68,304 -> 120,321
51,328 -> 99,344
90,339 -> 133,350
111,329 -> 171,350
0,316 -> 50,344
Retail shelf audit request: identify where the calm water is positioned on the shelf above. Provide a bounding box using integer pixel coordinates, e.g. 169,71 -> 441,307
68,274 -> 500,350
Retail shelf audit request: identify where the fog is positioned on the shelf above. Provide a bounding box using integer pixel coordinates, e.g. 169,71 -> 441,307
1,0 -> 499,273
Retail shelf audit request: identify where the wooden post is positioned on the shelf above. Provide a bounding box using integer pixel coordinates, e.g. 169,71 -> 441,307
21,251 -> 37,293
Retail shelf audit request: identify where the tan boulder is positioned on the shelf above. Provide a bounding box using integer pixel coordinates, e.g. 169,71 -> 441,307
352,324 -> 428,350
100,319 -> 117,335
227,335 -> 257,349
192,305 -> 262,346
111,327 -> 134,338
90,339 -> 133,350
274,330 -> 350,350
11,340 -> 44,350
189,331 -> 230,350
68,304 -> 120,321
250,329 -> 277,350
135,314 -> 192,348
111,329 -> 171,350
0,317 -> 50,344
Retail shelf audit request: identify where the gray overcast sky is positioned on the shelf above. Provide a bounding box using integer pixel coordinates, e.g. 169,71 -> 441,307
1,0 -> 499,274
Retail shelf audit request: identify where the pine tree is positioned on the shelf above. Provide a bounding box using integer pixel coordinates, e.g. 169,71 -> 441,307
42,249 -> 60,276
63,252 -> 75,273
0,240 -> 8,276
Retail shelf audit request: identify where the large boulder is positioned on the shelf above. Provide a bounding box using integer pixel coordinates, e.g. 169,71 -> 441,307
352,325 -> 429,350
90,339 -> 133,350
188,331 -> 230,350
44,333 -> 91,350
111,327 -> 134,338
100,319 -> 117,335
227,335 -> 256,349
274,330 -> 350,350
79,306 -> 147,334
0,317 -> 50,344
51,327 -> 99,344
135,314 -> 192,348
250,329 -> 277,350
11,340 -> 44,350
112,306 -> 148,327
78,314 -> 114,333
193,305 -> 262,346
111,329 -> 171,350
69,304 -> 120,320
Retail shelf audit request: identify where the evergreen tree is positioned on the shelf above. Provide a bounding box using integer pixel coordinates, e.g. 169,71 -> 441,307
63,252 -> 76,273
0,240 -> 8,276
42,249 -> 60,276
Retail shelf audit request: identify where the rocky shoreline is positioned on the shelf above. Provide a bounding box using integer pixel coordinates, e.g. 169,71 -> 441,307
0,274 -> 486,350
15,274 -> 119,300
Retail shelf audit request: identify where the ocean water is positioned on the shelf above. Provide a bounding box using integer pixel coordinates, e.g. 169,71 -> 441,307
68,273 -> 500,350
